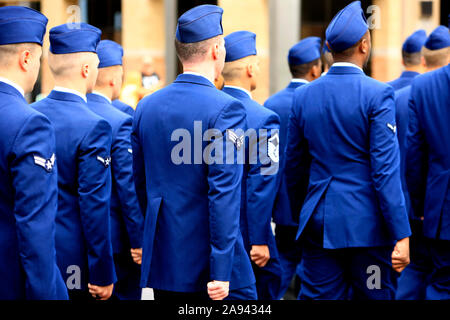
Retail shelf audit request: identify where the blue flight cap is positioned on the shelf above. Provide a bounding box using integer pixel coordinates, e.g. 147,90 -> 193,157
0,6 -> 48,46
97,40 -> 124,68
225,31 -> 257,62
424,26 -> 450,50
176,5 -> 224,43
325,1 -> 368,52
288,37 -> 322,65
49,23 -> 101,54
402,30 -> 427,53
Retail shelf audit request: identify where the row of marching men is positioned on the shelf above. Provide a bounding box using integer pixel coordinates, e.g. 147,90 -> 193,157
1,2 -> 449,301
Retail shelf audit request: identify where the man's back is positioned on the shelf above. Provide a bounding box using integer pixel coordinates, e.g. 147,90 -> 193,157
32,90 -> 116,291
133,73 -> 255,292
288,65 -> 410,249
406,64 -> 450,240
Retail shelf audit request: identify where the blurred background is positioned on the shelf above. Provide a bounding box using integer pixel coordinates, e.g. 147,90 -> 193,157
0,0 -> 448,105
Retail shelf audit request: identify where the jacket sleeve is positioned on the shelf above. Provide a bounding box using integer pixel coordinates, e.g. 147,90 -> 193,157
369,86 -> 411,240
78,119 -> 116,286
207,99 -> 247,282
246,114 -> 280,245
405,87 -> 428,219
11,113 -> 68,300
131,105 -> 148,217
111,116 -> 144,249
285,89 -> 311,223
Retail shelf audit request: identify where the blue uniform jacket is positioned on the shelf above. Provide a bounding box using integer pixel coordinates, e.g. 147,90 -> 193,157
112,99 -> 134,117
0,82 -> 68,300
387,71 -> 420,91
264,81 -> 308,226
87,93 -> 144,253
222,86 -> 282,275
286,66 -> 411,249
394,86 -> 413,218
406,65 -> 450,240
132,74 -> 255,292
32,90 -> 117,290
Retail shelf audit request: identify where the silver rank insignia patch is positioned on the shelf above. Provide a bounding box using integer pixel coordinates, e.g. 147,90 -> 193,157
34,153 -> 56,172
128,148 -> 133,154
97,155 -> 111,168
227,130 -> 244,151
268,133 -> 280,163
387,123 -> 397,134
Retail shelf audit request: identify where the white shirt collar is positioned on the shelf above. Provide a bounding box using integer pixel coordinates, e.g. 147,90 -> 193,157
0,77 -> 25,97
92,91 -> 112,104
291,78 -> 310,84
331,62 -> 364,73
223,85 -> 252,99
53,86 -> 87,103
182,72 -> 214,86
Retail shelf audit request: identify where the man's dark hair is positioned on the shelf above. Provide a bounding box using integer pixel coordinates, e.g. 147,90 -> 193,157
289,58 -> 321,78
331,32 -> 369,62
402,51 -> 422,67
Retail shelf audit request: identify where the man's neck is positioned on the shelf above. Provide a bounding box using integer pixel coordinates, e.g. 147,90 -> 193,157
223,80 -> 252,94
53,80 -> 87,95
333,58 -> 364,70
0,73 -> 26,96
182,63 -> 215,84
404,65 -> 422,74
426,65 -> 445,73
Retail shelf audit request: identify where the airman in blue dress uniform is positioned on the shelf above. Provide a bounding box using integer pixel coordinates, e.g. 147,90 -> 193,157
264,37 -> 322,299
406,24 -> 450,300
222,30 -> 283,300
286,1 -> 411,300
32,23 -> 116,300
87,40 -> 144,300
0,6 -> 68,300
132,5 -> 256,301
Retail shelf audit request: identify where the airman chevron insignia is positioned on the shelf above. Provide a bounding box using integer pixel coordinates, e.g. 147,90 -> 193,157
227,130 -> 244,151
97,155 -> 111,168
34,153 -> 55,172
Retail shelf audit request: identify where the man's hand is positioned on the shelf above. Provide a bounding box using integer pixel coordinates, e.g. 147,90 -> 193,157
207,281 -> 229,300
250,245 -> 270,268
131,248 -> 142,265
392,237 -> 410,273
88,283 -> 114,300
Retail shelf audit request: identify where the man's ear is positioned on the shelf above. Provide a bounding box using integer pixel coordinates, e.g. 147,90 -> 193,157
81,63 -> 89,79
19,49 -> 33,72
247,63 -> 254,78
360,38 -> 368,54
212,42 -> 220,61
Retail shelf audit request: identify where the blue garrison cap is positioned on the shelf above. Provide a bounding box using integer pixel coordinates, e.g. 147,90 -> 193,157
326,1 -> 368,52
176,5 -> 223,43
49,23 -> 101,54
402,30 -> 427,53
97,40 -> 124,68
225,31 -> 257,62
0,6 -> 48,46
288,37 -> 322,65
424,26 -> 450,50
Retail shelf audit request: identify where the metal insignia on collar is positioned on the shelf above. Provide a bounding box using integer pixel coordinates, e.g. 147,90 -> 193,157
34,153 -> 56,172
227,130 -> 244,151
97,155 -> 111,168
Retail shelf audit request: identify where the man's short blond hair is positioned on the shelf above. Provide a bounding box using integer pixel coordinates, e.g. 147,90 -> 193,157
422,46 -> 450,68
222,55 -> 256,82
0,43 -> 39,68
48,51 -> 98,78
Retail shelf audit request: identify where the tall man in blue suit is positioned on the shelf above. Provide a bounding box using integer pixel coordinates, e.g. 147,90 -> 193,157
406,25 -> 450,300
0,6 -> 68,300
87,40 -> 144,300
387,30 -> 427,91
394,26 -> 450,300
264,37 -> 322,299
132,5 -> 256,301
285,1 -> 411,300
222,31 -> 283,300
32,23 -> 116,301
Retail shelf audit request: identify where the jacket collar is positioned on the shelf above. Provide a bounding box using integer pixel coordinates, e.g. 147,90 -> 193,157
87,92 -> 112,104
0,81 -> 26,102
287,80 -> 308,90
48,89 -> 88,104
327,63 -> 365,76
174,73 -> 216,88
222,86 -> 252,100
400,70 -> 420,79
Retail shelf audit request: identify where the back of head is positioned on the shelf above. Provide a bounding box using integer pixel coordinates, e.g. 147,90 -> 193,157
175,5 -> 224,65
325,1 -> 370,66
288,37 -> 322,79
401,29 -> 427,67
0,6 -> 48,92
422,26 -> 450,69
